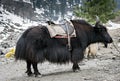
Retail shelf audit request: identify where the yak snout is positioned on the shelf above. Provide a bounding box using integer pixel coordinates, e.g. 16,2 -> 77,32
107,37 -> 113,43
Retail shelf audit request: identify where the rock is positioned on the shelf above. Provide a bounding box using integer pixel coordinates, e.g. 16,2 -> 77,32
118,43 -> 120,47
14,23 -> 21,27
1,42 -> 10,48
8,29 -> 14,32
112,57 -> 116,60
0,49 -> 4,55
119,39 -> 120,42
0,11 -> 2,14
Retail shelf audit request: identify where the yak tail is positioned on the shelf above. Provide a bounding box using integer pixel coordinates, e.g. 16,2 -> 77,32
14,36 -> 27,60
15,28 -> 33,60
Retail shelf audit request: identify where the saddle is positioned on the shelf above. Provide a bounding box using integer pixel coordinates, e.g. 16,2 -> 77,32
46,20 -> 76,38
46,20 -> 76,51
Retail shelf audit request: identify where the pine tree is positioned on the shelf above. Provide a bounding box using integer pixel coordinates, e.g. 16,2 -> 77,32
74,0 -> 119,23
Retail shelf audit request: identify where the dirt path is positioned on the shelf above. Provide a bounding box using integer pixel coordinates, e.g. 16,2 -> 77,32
0,28 -> 120,81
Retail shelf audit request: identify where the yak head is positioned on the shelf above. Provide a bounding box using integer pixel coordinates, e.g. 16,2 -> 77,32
94,16 -> 113,47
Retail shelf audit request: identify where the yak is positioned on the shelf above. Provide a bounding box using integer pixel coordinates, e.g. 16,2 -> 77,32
15,19 -> 113,77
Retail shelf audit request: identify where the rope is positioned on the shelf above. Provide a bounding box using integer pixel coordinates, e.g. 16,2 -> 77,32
111,42 -> 120,57
65,20 -> 71,51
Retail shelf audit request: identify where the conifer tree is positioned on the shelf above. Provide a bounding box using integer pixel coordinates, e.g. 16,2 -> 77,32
74,0 -> 119,23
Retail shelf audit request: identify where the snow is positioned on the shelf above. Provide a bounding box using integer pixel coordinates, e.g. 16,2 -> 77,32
23,0 -> 31,4
0,6 -> 43,47
13,0 -> 31,4
34,8 -> 44,14
0,27 -> 4,32
118,43 -> 120,47
106,20 -> 120,30
1,6 -> 120,31
0,6 -> 44,29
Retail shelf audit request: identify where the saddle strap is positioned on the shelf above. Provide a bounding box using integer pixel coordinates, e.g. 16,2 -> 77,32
65,20 -> 72,51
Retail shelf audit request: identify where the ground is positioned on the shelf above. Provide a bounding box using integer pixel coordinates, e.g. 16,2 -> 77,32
0,28 -> 120,81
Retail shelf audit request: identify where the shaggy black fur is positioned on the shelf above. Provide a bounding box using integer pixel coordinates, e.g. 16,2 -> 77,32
15,20 -> 113,77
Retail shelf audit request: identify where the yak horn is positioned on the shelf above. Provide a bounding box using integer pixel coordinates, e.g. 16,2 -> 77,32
95,15 -> 100,23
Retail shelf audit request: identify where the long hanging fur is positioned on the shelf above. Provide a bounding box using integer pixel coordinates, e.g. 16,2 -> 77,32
15,20 -> 113,64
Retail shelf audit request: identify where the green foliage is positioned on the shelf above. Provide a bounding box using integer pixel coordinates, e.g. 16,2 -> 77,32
74,0 -> 119,24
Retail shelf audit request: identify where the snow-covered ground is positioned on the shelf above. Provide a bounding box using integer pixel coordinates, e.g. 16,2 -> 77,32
106,20 -> 120,30
0,6 -> 44,54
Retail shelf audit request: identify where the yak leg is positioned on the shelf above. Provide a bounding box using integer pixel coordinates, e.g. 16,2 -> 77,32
26,60 -> 33,76
87,52 -> 90,60
72,62 -> 80,72
32,62 -> 41,77
72,48 -> 84,72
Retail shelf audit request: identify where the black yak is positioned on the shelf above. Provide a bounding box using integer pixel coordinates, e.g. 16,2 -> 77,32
15,19 -> 113,77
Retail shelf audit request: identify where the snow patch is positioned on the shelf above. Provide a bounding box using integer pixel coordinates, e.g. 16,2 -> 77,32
106,20 -> 120,30
0,27 -> 4,32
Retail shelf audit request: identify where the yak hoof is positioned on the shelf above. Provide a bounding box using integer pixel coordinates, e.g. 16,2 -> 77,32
72,65 -> 80,72
73,69 -> 80,72
73,68 -> 80,72
34,72 -> 41,77
26,71 -> 33,76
